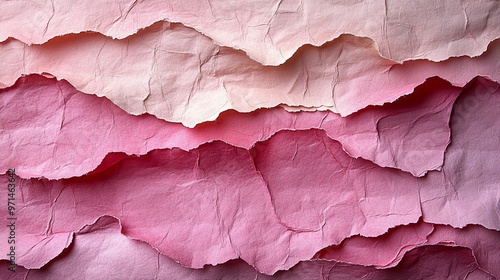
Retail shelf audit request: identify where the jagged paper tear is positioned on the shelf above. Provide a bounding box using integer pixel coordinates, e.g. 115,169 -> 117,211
1,26 -> 500,126
1,0 -> 500,65
0,216 -> 496,279
0,75 -> 459,178
1,78 -> 499,274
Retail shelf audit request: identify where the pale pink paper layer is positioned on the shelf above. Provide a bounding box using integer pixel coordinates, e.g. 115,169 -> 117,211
0,141 -> 418,274
0,78 -> 498,274
1,25 -> 500,126
1,0 -> 500,65
428,225 -> 500,277
0,75 -> 459,178
0,216 -> 494,279
316,221 -> 500,276
419,78 -> 500,230
315,221 -> 435,267
1,2 -> 498,278
256,77 -> 500,235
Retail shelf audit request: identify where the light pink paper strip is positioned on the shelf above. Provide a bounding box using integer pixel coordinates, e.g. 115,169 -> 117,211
315,221 -> 500,276
0,75 -> 459,178
315,221 -> 435,268
428,225 -> 500,278
1,80 -> 499,273
1,26 -> 499,126
1,140 -> 419,274
256,78 -> 500,234
419,77 -> 500,231
2,0 -> 500,65
0,216 -> 492,279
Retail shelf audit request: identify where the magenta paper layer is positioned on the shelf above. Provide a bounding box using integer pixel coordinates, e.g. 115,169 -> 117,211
1,0 -> 500,66
0,216 -> 496,279
0,78 -> 499,275
0,75 -> 459,178
1,25 -> 500,126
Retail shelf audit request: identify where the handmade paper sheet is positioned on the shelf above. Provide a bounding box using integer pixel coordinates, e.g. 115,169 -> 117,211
1,1 -> 499,279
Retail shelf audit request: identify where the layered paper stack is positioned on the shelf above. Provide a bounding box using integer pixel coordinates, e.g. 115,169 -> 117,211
1,1 -> 499,279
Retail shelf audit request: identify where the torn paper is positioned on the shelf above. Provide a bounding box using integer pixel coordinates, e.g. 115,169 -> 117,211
1,0 -> 500,65
1,26 -> 498,126
0,216 -> 493,279
0,75 -> 459,178
1,79 -> 499,274
315,221 -> 500,276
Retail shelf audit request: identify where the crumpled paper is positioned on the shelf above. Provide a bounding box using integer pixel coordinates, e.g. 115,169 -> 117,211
0,75 -> 459,178
1,140 -> 419,274
0,216 -> 494,279
1,77 -> 498,274
315,221 -> 500,277
419,77 -> 500,229
315,221 -> 435,268
1,25 -> 500,126
2,2 -> 500,278
1,0 -> 500,65
255,77 -> 500,235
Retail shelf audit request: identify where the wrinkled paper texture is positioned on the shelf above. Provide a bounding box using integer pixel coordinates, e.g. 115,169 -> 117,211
1,25 -> 500,126
0,75 -> 459,178
1,1 -> 500,278
2,0 -> 500,65
1,78 -> 499,275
